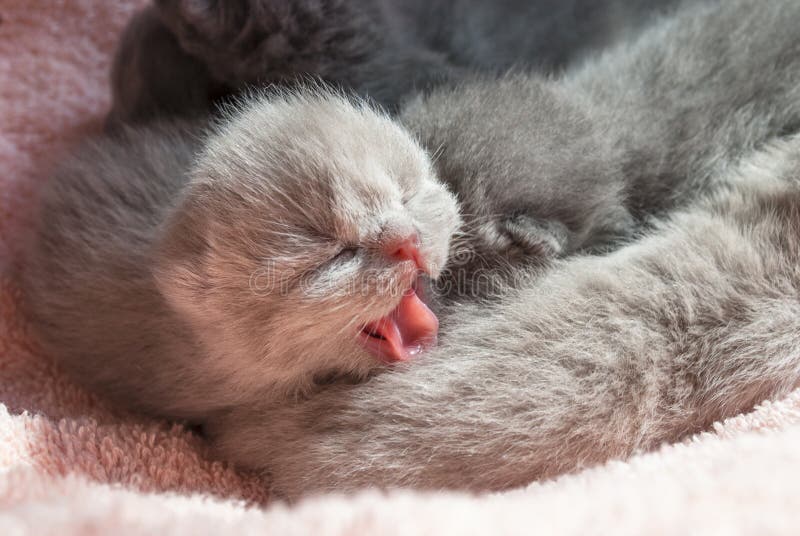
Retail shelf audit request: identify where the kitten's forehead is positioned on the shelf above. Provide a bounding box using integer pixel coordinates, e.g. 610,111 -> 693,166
268,122 -> 410,237
199,90 -> 433,239
330,167 -> 403,238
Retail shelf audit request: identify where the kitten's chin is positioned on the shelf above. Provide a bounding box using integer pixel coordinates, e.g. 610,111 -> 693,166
358,288 -> 438,364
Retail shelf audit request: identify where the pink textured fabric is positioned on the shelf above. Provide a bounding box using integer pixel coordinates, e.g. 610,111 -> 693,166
0,0 -> 269,507
1,1 -> 799,534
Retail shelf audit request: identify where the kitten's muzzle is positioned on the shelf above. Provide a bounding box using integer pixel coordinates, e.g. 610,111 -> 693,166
356,231 -> 439,363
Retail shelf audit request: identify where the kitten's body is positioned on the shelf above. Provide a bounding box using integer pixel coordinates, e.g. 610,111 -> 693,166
228,138 -> 800,498
109,0 -> 684,122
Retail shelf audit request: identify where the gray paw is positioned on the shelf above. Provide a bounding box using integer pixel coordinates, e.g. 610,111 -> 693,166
497,215 -> 570,258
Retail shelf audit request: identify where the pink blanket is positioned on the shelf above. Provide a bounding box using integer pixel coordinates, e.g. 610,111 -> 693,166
2,2 -> 799,533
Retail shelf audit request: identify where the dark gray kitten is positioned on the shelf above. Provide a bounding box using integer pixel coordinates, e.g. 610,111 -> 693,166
108,0 -> 684,122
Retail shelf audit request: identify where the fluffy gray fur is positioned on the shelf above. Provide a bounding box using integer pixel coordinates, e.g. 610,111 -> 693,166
108,0 -> 683,122
402,0 -> 800,291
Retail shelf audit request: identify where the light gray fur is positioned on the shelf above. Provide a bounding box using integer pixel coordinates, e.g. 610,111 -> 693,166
108,0 -> 684,122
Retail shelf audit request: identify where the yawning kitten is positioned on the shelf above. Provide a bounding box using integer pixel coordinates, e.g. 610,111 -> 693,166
166,0 -> 800,498
220,134 -> 800,499
24,91 -> 459,419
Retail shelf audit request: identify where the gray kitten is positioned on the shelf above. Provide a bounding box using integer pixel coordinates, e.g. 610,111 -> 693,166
230,136 -> 800,498
397,0 -> 800,292
192,0 -> 800,497
108,0 -> 684,122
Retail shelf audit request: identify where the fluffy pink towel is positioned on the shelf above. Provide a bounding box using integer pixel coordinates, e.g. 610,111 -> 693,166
0,0 -> 268,505
1,2 -> 799,534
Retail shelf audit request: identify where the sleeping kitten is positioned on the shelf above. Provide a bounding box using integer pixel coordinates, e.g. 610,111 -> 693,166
398,0 -> 800,291
108,0 -> 685,123
23,92 -> 459,419
221,134 -> 800,499
187,0 -> 800,498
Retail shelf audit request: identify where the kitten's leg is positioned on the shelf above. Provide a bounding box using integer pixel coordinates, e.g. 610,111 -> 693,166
207,138 -> 800,499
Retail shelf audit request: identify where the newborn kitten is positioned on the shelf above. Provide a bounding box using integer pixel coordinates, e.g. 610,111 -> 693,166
108,0 -> 684,123
193,0 -> 800,498
23,91 -> 459,419
400,76 -> 635,296
219,134 -> 800,499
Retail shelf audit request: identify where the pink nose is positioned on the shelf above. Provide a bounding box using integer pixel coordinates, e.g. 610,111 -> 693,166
384,233 -> 425,272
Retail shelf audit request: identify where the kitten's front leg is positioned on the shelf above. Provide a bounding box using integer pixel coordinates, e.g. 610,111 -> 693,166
207,147 -> 800,500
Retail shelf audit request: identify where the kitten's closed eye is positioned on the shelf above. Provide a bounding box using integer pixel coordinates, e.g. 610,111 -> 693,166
333,246 -> 360,264
315,246 -> 363,278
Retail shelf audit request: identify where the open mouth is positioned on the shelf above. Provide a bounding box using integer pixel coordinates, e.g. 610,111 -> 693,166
358,287 -> 439,363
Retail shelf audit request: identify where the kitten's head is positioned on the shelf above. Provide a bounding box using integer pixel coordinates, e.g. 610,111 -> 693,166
154,90 -> 460,400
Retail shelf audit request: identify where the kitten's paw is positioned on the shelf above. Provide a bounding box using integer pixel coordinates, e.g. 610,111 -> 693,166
470,215 -> 569,264
495,215 -> 570,258
437,215 -> 570,300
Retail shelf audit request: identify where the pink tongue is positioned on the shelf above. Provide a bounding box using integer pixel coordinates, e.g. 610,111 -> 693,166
360,289 -> 439,363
